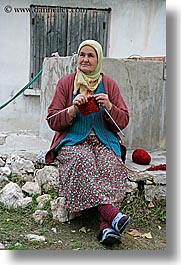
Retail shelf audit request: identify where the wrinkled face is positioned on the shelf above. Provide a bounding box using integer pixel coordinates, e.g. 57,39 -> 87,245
77,45 -> 98,73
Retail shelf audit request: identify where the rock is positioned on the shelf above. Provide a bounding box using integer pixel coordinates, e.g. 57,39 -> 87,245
144,185 -> 166,201
50,197 -> 81,223
14,242 -> 22,247
0,174 -> 9,189
35,150 -> 46,164
51,227 -> 57,233
26,234 -> 46,242
0,166 -> 11,177
148,201 -> 155,208
21,197 -> 32,208
0,242 -> 5,249
146,180 -> 153,185
128,171 -> 153,182
5,155 -> 35,177
153,175 -> 166,185
0,182 -> 31,209
35,165 -> 59,192
37,194 -> 51,209
32,210 -> 48,224
126,181 -> 137,193
21,181 -> 41,195
50,197 -> 69,223
0,157 -> 5,167
0,182 -> 24,208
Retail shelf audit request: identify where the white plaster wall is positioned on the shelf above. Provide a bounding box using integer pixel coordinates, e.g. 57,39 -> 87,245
109,0 -> 166,57
0,0 -> 166,134
0,0 -> 39,132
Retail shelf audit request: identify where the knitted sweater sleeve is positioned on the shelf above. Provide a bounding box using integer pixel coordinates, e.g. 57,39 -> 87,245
102,75 -> 129,132
46,74 -> 74,131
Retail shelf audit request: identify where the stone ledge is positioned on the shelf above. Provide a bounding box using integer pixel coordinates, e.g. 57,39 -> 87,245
23,89 -> 41,96
0,133 -> 7,145
0,132 -> 166,223
0,152 -> 166,223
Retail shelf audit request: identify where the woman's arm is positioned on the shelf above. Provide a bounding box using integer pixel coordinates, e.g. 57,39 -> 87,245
102,75 -> 129,132
46,76 -> 76,131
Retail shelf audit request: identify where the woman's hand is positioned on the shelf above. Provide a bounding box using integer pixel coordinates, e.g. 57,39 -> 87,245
73,94 -> 88,106
94,93 -> 112,112
68,94 -> 89,120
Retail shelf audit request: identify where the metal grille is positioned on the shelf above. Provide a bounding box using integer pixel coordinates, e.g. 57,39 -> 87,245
30,5 -> 111,88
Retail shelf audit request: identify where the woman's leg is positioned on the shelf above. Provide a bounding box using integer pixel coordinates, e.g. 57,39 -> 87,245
94,141 -> 128,206
97,212 -> 122,245
56,137 -> 119,213
98,204 -> 119,225
98,204 -> 130,234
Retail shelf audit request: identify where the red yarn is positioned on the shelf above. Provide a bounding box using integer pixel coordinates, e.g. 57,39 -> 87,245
146,164 -> 166,171
78,97 -> 100,116
132,148 -> 151,165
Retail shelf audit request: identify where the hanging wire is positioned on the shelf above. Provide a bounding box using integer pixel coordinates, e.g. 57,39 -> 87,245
0,70 -> 42,110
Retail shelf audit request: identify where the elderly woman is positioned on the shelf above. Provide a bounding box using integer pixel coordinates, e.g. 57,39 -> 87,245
45,40 -> 130,245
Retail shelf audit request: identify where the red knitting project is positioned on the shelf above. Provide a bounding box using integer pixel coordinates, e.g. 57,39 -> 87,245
78,97 -> 100,116
132,148 -> 151,165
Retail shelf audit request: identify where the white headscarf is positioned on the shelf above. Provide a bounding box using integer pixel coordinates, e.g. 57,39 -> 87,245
73,40 -> 103,95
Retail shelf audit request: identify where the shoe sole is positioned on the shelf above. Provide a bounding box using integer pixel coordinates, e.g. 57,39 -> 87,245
100,235 -> 122,246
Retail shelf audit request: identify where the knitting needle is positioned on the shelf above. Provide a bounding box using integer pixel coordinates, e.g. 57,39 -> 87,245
46,104 -> 79,120
46,107 -> 69,120
46,105 -> 125,138
104,108 -> 125,137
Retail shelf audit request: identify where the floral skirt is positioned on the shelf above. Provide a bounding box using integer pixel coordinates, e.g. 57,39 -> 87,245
55,135 -> 128,213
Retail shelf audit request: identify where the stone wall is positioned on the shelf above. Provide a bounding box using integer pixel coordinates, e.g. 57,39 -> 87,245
40,57 -> 166,151
0,152 -> 166,223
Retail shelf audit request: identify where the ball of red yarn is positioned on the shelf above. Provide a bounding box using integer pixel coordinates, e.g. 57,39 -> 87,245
132,149 -> 151,165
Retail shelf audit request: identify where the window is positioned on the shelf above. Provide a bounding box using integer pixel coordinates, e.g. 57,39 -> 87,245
30,5 -> 111,88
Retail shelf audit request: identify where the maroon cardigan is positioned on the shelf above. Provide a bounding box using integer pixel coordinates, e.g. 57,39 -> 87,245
45,73 -> 129,163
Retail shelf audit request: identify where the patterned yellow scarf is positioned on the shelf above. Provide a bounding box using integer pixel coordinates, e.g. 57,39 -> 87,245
73,40 -> 103,95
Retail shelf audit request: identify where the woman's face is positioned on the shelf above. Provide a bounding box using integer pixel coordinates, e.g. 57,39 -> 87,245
77,45 -> 98,73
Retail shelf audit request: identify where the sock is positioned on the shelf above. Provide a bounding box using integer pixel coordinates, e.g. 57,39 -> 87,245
98,204 -> 119,226
99,214 -> 112,230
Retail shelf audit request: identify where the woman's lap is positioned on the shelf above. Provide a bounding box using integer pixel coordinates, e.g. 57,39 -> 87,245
56,135 -> 128,213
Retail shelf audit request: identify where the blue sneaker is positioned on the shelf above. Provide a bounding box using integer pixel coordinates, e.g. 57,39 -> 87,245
112,213 -> 131,233
97,228 -> 122,245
